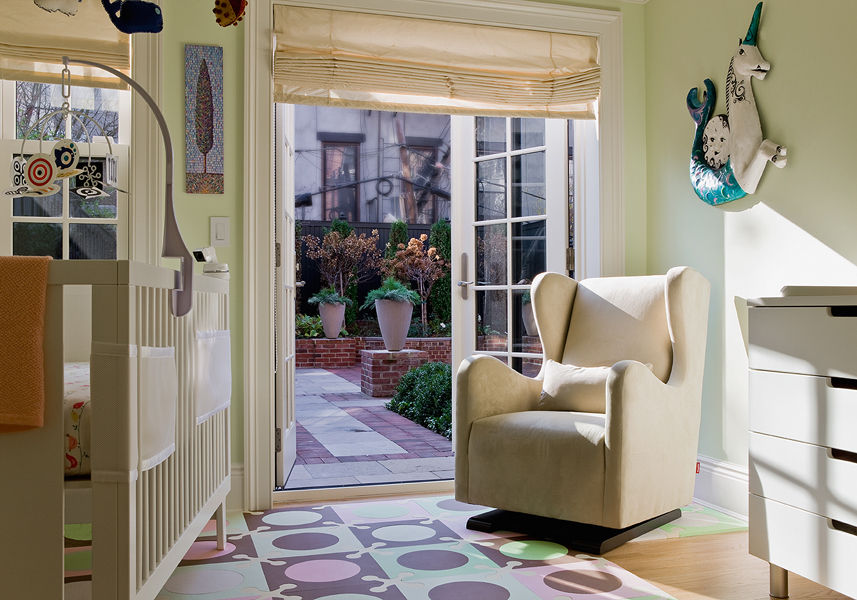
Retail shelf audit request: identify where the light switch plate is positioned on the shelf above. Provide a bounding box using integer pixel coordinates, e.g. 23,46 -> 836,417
210,216 -> 230,247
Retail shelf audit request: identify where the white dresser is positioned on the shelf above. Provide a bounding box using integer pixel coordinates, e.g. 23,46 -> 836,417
748,290 -> 857,599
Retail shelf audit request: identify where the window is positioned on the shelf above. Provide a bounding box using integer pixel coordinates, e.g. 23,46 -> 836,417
0,80 -> 129,259
321,142 -> 359,221
407,143 -> 450,224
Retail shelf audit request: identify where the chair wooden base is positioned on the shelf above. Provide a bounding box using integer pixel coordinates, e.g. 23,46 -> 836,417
466,507 -> 682,554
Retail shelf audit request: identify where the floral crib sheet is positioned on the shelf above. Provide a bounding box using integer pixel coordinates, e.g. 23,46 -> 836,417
64,362 -> 91,476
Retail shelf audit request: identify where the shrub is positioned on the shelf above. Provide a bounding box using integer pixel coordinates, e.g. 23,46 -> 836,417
295,314 -> 323,338
385,235 -> 448,335
361,277 -> 420,310
387,362 -> 452,439
429,219 -> 451,325
386,219 -> 408,260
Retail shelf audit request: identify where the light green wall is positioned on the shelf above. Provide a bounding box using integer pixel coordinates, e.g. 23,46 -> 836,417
161,0 -> 245,463
646,0 -> 857,463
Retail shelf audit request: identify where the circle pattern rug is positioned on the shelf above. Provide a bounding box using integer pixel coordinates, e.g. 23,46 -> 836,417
64,496 -> 741,599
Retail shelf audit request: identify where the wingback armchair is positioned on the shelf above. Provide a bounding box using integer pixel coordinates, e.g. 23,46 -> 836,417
455,267 -> 710,551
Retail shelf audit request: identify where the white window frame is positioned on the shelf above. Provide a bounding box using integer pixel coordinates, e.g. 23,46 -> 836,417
244,0 -> 624,510
0,81 -> 131,260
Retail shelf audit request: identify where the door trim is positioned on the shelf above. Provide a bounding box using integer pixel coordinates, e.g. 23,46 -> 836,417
245,0 -> 624,510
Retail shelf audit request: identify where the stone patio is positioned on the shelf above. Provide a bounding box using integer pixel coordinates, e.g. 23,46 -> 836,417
283,367 -> 454,489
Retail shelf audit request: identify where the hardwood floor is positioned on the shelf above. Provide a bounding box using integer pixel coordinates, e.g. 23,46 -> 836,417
606,531 -> 851,600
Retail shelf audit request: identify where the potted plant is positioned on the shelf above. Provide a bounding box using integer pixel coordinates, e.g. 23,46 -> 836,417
308,287 -> 351,338
521,290 -> 537,337
362,277 -> 420,351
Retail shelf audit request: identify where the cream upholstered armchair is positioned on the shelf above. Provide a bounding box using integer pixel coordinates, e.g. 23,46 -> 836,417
455,267 -> 710,553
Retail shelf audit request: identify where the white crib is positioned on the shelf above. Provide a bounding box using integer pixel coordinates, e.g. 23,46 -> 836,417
0,260 -> 231,600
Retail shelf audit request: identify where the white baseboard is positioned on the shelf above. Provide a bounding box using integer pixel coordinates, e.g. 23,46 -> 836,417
227,464 -> 244,510
692,454 -> 749,519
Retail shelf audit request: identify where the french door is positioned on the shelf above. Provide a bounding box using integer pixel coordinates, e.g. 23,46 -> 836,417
274,103 -> 297,487
451,116 -> 571,384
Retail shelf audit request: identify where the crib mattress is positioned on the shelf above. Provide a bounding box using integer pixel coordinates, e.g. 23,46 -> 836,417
64,362 -> 91,477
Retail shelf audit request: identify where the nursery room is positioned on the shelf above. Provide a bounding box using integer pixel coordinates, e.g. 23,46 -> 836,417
1,0 -> 856,599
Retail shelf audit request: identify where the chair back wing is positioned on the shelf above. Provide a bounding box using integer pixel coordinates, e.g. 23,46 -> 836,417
561,274 -> 673,381
663,266 -> 711,388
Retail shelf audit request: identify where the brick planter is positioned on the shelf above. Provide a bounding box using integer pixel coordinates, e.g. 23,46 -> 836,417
361,349 -> 430,397
297,336 -> 450,368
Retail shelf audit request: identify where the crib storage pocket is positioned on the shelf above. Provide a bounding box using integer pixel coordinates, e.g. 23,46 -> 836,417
138,346 -> 177,471
195,330 -> 231,424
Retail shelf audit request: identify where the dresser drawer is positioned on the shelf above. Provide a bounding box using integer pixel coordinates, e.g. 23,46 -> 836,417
750,494 -> 857,598
750,370 -> 857,453
750,432 -> 857,524
748,306 -> 857,378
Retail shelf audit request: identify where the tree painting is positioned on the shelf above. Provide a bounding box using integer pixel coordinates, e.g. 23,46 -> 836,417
185,45 -> 224,194
195,59 -> 214,173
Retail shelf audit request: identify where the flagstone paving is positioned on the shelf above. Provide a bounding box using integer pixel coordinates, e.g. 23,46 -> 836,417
284,367 -> 454,489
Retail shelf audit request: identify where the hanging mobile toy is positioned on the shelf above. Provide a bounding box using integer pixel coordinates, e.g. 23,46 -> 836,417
213,0 -> 247,27
33,0 -> 82,16
101,0 -> 163,34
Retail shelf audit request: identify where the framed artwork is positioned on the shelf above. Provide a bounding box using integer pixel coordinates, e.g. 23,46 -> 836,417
185,44 -> 224,194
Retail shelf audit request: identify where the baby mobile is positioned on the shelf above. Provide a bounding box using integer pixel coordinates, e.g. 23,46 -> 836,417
5,67 -> 120,201
32,0 -> 248,32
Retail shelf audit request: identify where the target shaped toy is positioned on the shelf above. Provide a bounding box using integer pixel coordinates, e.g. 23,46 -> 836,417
53,139 -> 81,178
25,153 -> 57,189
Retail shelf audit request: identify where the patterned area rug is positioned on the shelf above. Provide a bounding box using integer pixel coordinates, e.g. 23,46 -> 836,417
65,496 -> 746,599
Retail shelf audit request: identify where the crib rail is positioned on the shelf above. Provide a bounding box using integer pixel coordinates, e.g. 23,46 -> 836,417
86,261 -> 230,600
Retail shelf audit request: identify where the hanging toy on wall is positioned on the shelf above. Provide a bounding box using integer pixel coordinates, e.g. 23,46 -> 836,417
213,0 -> 247,27
101,0 -> 163,34
686,2 -> 787,206
33,0 -> 82,16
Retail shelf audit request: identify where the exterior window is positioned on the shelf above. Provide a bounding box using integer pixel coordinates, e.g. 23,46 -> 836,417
15,81 -> 122,143
407,144 -> 450,224
1,80 -> 129,259
322,142 -> 359,221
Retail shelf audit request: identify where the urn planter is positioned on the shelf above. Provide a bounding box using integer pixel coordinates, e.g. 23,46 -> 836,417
318,302 -> 346,338
522,301 -> 537,337
375,299 -> 413,351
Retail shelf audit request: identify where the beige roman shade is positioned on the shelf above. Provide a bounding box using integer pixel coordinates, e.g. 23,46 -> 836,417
273,6 -> 600,118
0,0 -> 130,89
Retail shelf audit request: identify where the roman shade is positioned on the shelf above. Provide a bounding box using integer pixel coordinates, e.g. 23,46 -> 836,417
0,0 -> 130,89
273,6 -> 600,118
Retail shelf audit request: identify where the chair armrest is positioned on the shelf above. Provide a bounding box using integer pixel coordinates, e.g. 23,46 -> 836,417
455,354 -> 541,500
602,360 -> 702,526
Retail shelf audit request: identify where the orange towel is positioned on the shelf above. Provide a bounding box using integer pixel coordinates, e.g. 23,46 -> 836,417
0,256 -> 52,432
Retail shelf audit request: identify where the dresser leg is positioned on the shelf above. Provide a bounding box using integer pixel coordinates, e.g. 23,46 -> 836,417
770,564 -> 788,598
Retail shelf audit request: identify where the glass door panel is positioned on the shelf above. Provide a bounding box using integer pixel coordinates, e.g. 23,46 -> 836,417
453,116 -> 568,375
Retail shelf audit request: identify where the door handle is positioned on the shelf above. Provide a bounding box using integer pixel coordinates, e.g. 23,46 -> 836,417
459,254 -> 470,300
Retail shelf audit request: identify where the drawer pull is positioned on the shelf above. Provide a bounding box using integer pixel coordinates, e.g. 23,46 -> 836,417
830,448 -> 857,464
830,519 -> 857,537
829,377 -> 857,390
829,306 -> 857,317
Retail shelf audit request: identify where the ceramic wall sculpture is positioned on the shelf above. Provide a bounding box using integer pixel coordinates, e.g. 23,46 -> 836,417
686,3 -> 787,205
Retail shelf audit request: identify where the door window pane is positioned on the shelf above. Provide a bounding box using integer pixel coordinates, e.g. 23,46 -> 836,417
476,289 -> 507,352
70,224 -> 117,259
511,118 -> 545,150
477,223 -> 507,285
476,117 -> 505,156
512,152 -> 546,218
512,220 -> 545,283
13,222 -> 62,258
476,158 -> 506,221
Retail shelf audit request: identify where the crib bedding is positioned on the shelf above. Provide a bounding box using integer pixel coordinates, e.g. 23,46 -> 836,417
64,362 -> 91,477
